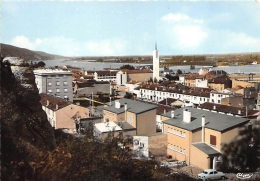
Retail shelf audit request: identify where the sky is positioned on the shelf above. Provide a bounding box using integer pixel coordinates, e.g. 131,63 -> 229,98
1,0 -> 260,57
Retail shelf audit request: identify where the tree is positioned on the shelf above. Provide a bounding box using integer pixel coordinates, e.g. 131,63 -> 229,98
219,122 -> 260,173
120,64 -> 135,70
124,92 -> 133,99
176,69 -> 183,75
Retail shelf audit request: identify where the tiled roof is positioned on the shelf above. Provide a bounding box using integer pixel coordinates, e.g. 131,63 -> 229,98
198,102 -> 259,117
208,75 -> 231,84
121,69 -> 153,74
40,93 -> 71,111
95,71 -> 117,76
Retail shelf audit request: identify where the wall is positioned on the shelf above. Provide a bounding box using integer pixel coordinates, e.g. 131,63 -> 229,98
208,83 -> 225,91
232,80 -> 254,88
55,104 -> 89,132
149,134 -> 167,158
136,109 -> 157,135
221,128 -> 239,147
164,124 -> 190,163
77,84 -> 110,96
204,128 -> 221,151
128,73 -> 153,82
133,136 -> 149,157
192,129 -> 202,143
190,145 -> 210,170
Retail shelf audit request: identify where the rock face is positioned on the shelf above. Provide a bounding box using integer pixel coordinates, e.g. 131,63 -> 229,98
1,57 -> 56,180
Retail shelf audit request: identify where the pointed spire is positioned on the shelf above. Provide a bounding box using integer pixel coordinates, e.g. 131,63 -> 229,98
155,42 -> 157,50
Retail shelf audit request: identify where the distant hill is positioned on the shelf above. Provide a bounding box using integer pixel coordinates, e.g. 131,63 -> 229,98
0,43 -> 67,61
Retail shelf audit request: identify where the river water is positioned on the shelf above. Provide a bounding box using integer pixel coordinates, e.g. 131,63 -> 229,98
43,59 -> 260,74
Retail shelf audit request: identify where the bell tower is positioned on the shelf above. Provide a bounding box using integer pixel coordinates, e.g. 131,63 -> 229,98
153,42 -> 160,81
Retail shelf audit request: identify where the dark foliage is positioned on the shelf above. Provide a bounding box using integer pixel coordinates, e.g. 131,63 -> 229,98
219,123 -> 260,173
120,64 -> 135,70
165,74 -> 179,81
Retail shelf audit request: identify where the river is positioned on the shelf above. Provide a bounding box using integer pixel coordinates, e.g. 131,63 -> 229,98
42,59 -> 260,74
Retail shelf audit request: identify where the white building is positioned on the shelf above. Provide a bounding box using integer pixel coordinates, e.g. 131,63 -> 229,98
116,71 -> 127,85
34,69 -> 73,101
153,43 -> 160,81
209,90 -> 233,104
195,78 -> 208,88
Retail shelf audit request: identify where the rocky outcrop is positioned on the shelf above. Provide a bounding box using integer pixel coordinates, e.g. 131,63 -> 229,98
1,57 -> 56,180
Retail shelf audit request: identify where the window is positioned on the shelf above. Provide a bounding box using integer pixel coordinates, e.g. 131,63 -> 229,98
218,100 -> 220,103
56,88 -> 60,93
48,82 -> 52,86
63,81 -> 68,86
48,89 -> 52,93
128,116 -> 133,124
64,88 -> 68,93
210,135 -> 217,146
56,81 -> 60,86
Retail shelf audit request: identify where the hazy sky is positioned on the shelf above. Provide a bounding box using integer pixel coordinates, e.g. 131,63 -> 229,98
2,1 -> 260,56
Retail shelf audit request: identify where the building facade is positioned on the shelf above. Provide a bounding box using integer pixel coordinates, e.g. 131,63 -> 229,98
161,108 -> 249,170
103,98 -> 158,136
40,93 -> 89,133
34,69 -> 73,101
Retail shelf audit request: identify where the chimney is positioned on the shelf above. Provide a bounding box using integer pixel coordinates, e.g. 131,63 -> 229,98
202,115 -> 205,143
183,109 -> 191,123
115,100 -> 121,109
46,100 -> 49,106
171,110 -> 175,118
124,103 -> 127,111
56,104 -> 59,110
125,103 -> 127,122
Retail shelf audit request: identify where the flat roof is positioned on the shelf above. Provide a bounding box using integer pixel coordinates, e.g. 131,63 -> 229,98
162,107 -> 249,132
104,98 -> 158,114
192,142 -> 221,156
115,121 -> 136,130
34,69 -> 72,75
95,122 -> 122,133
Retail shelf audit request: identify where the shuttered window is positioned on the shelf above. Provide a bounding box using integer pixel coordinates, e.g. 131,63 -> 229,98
210,135 -> 216,146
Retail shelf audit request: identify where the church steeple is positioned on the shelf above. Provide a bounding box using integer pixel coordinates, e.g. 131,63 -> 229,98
155,42 -> 157,51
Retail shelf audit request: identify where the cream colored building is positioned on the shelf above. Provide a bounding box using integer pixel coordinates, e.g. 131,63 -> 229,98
40,93 -> 89,133
102,98 -> 158,136
161,108 -> 249,170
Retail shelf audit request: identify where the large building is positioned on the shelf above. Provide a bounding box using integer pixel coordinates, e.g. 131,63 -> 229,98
153,43 -> 160,81
102,98 -> 158,136
40,93 -> 89,133
34,69 -> 73,101
161,108 -> 249,170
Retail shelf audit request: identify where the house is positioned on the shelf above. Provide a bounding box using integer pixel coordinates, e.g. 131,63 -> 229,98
161,108 -> 249,170
94,70 -> 118,82
34,69 -> 73,101
40,93 -> 89,133
139,82 -> 211,106
209,90 -> 233,104
198,102 -> 260,119
94,121 -> 136,140
208,75 -> 232,91
103,98 -> 158,136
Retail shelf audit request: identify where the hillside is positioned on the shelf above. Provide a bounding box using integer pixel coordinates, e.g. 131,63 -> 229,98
0,43 -> 66,61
